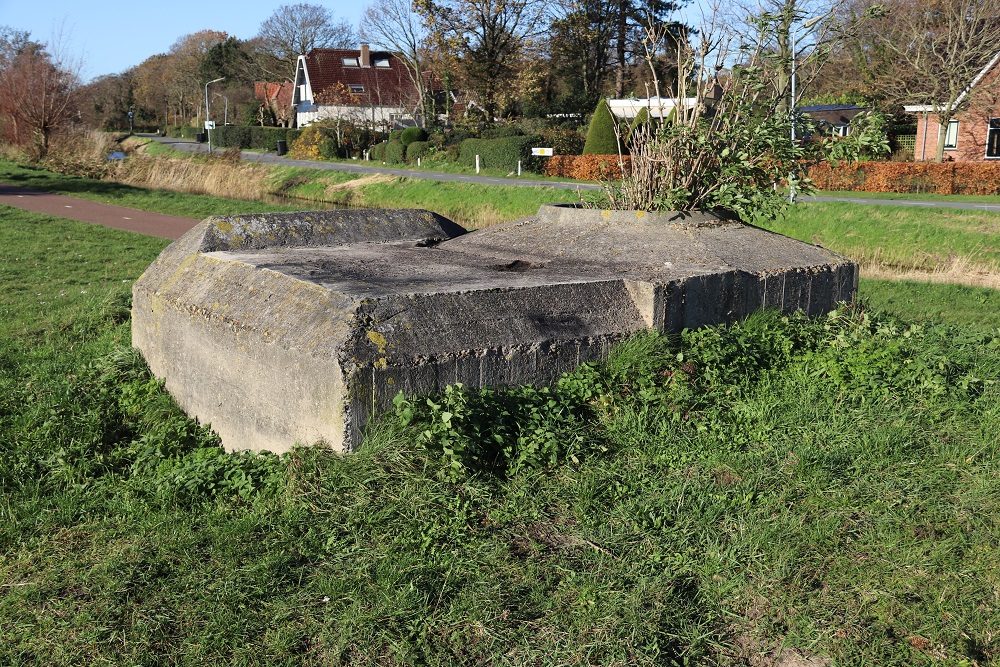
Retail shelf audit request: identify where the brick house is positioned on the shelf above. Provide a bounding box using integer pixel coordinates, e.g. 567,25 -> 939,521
905,51 -> 1000,161
291,45 -> 428,129
253,81 -> 294,127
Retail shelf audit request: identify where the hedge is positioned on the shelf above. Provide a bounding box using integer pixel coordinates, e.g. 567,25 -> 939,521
406,140 -> 431,162
458,135 -> 540,172
400,127 -> 428,146
384,139 -> 406,164
543,154 -> 631,180
212,126 -> 252,149
370,141 -> 388,161
170,126 -> 202,140
806,161 -> 1000,195
251,127 -> 291,151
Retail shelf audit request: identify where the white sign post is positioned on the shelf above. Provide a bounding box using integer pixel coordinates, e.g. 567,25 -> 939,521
204,120 -> 216,153
531,147 -> 554,157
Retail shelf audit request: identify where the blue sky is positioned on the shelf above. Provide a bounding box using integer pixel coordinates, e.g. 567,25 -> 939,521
0,0 -> 367,81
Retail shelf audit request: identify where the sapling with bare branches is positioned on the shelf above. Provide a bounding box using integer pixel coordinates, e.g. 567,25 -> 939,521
596,6 -> 811,221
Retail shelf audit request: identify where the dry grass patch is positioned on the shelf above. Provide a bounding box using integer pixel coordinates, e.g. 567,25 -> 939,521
112,155 -> 273,201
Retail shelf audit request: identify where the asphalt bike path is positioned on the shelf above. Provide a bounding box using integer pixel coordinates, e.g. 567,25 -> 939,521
0,184 -> 198,239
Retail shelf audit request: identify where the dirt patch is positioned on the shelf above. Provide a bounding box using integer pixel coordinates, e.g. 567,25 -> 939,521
861,257 -> 1000,290
323,173 -> 395,193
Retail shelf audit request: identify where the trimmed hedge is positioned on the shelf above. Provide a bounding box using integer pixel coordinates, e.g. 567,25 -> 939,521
806,161 -> 1000,195
543,154 -> 631,180
251,127 -> 291,151
481,125 -> 524,139
212,126 -> 252,149
406,140 -> 431,162
170,126 -> 202,140
583,99 -> 620,155
384,139 -> 406,164
370,141 -> 388,161
400,127 -> 428,146
458,135 -> 540,172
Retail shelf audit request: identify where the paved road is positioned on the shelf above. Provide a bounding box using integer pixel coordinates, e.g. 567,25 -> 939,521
146,135 -> 1000,212
0,184 -> 198,239
148,135 -> 601,191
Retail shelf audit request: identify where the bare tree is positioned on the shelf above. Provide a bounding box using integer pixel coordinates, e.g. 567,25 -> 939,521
840,0 -> 1000,161
417,0 -> 546,119
361,0 -> 430,126
255,3 -> 357,82
0,43 -> 80,154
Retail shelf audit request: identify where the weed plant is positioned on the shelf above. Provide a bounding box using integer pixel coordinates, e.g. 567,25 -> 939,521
2,207 -> 999,664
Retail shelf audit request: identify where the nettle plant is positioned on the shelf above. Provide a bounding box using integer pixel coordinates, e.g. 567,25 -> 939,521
598,13 -> 811,222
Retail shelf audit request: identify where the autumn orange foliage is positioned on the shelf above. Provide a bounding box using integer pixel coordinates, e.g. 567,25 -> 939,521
543,155 -> 632,180
807,161 -> 1000,195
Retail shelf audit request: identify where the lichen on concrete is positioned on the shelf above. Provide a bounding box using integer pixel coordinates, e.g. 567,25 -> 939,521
132,205 -> 857,454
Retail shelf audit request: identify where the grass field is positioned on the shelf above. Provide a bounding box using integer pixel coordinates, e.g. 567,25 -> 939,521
1,204 -> 999,665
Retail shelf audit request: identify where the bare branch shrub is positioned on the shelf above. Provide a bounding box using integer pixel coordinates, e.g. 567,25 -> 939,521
596,6 -> 813,220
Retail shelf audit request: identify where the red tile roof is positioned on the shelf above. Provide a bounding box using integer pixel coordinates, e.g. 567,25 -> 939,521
304,48 -> 418,107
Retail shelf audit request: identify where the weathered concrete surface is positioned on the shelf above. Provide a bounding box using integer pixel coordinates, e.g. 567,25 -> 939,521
132,205 -> 857,453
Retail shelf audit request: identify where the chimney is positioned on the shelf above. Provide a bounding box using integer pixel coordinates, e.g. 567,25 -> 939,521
360,43 -> 370,68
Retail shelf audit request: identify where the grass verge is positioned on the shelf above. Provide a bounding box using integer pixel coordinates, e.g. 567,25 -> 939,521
758,201 -> 1000,281
1,206 -> 999,665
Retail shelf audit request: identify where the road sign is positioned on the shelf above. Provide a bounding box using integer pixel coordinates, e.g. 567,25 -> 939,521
204,121 -> 216,130
531,147 -> 554,156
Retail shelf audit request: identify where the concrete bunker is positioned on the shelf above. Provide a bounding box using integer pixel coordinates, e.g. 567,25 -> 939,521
132,205 -> 858,454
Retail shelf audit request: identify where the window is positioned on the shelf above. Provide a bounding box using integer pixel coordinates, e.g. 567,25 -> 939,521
349,84 -> 365,94
374,57 -> 390,68
342,57 -> 359,67
944,119 -> 959,149
987,118 -> 1000,159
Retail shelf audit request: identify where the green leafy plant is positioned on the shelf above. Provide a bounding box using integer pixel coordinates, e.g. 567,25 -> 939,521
823,110 -> 891,163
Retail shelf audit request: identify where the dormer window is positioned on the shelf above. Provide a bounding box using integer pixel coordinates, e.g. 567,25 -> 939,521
374,57 -> 390,68
349,84 -> 365,93
342,57 -> 360,67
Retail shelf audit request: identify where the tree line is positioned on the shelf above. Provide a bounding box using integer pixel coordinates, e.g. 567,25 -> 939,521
1,0 -> 998,160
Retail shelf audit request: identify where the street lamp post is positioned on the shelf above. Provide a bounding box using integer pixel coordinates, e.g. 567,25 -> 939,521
204,77 -> 225,153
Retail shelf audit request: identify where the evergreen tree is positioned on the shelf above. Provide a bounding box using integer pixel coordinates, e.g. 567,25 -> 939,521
583,99 -> 621,154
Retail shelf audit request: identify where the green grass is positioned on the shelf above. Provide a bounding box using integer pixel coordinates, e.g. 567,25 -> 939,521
758,201 -> 1000,272
817,190 -> 1000,204
861,278 -> 1000,330
0,159 -> 299,219
2,205 -> 999,664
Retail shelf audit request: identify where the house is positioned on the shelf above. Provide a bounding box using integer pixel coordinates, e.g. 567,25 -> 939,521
904,51 -> 1000,161
291,44 -> 425,129
254,81 -> 294,127
799,104 -> 867,137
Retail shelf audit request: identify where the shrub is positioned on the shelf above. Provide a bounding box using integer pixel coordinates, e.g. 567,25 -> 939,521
544,155 -> 631,180
823,111 -> 891,164
481,125 -> 524,139
370,141 -> 388,161
406,140 -> 431,162
249,126 -> 289,151
540,126 -> 585,156
384,139 -> 406,164
458,135 -> 540,172
400,127 -> 428,146
583,99 -> 620,155
806,161 -> 1000,195
212,126 -> 252,149
289,125 -> 336,160
389,130 -> 403,142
